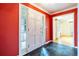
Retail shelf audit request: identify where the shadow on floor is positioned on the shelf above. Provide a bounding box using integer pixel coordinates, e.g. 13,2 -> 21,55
24,42 -> 77,56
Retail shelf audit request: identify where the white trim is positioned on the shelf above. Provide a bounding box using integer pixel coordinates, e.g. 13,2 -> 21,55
75,47 -> 78,48
30,3 -> 50,14
78,4 -> 79,56
19,3 -> 29,56
50,6 -> 77,15
19,3 -> 21,56
53,42 -> 77,48
43,14 -> 46,45
20,3 -> 29,9
45,40 -> 52,44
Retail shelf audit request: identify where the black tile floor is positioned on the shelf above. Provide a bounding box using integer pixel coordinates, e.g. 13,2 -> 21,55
24,42 -> 77,56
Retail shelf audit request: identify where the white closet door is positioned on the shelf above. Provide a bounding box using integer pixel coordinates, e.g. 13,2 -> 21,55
41,15 -> 46,45
35,13 -> 42,48
27,8 -> 36,52
19,4 -> 46,55
19,4 -> 28,55
35,12 -> 46,48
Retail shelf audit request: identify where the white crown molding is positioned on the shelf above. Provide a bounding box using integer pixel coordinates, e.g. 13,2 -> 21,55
50,6 -> 77,15
20,3 -> 77,15
30,3 -> 50,14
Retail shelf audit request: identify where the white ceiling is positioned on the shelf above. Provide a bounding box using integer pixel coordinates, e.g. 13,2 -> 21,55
33,3 -> 77,14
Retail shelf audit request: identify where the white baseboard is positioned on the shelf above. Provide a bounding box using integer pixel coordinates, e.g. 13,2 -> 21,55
45,40 -> 52,44
53,42 -> 78,48
70,46 -> 77,48
75,46 -> 78,48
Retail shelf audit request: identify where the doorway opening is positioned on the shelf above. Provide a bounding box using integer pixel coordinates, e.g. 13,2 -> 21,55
53,13 -> 74,47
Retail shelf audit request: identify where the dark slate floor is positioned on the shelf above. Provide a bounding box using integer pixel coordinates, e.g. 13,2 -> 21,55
24,42 -> 77,56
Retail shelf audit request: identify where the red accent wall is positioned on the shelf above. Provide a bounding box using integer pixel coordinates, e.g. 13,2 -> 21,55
0,3 -> 19,56
46,15 -> 52,42
23,3 -> 52,42
0,3 -> 52,56
51,8 -> 77,47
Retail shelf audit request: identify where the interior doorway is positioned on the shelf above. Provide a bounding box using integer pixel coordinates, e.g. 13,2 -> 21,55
53,13 -> 74,47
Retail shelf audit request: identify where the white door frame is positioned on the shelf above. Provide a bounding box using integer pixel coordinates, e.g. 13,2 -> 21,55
19,4 -> 28,56
52,13 -> 74,47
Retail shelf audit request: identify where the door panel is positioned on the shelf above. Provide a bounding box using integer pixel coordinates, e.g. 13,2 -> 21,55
35,14 -> 42,48
35,12 -> 46,49
28,8 -> 36,52
41,15 -> 46,45
19,4 -> 28,55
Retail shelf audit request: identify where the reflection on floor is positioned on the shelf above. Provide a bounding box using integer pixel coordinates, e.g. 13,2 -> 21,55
24,42 -> 77,56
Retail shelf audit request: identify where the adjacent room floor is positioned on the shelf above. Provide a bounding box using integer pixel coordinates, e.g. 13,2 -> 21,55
25,42 -> 77,56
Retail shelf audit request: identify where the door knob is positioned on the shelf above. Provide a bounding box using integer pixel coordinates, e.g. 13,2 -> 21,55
28,28 -> 29,31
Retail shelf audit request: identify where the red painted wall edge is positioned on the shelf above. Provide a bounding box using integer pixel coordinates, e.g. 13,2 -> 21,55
51,8 -> 78,47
